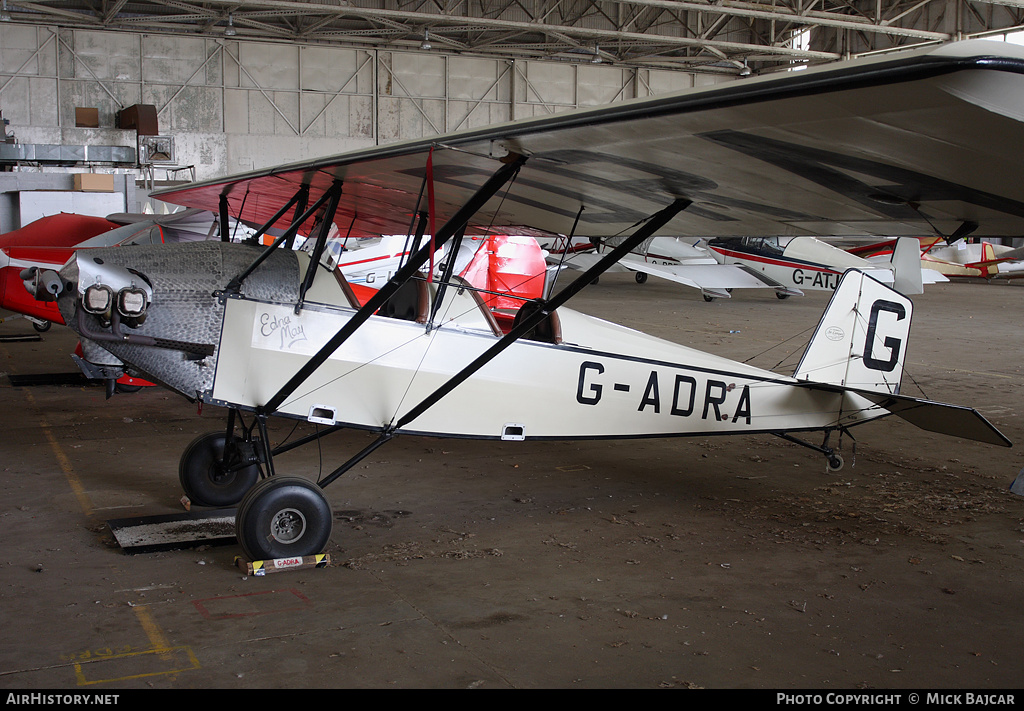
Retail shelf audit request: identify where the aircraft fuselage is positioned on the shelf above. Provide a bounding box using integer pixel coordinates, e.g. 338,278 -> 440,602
47,241 -> 882,441
706,237 -> 846,291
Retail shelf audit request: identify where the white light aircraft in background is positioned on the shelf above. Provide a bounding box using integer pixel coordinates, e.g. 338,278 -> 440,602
545,232 -> 946,301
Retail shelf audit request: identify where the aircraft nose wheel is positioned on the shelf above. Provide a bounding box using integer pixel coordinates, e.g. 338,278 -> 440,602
236,476 -> 333,561
179,432 -> 261,507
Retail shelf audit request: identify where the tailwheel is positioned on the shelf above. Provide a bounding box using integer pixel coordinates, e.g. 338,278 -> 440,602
826,453 -> 844,472
235,476 -> 333,560
179,432 -> 261,507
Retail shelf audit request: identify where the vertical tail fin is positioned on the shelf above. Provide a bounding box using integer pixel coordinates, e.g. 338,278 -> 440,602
794,270 -> 913,395
890,236 -> 923,295
980,242 -> 997,277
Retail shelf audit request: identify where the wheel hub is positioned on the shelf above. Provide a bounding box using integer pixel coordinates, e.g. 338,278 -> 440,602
270,508 -> 307,544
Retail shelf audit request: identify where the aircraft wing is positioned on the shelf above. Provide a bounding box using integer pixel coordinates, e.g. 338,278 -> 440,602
154,40 -> 1024,243
618,257 -> 802,298
547,249 -> 630,274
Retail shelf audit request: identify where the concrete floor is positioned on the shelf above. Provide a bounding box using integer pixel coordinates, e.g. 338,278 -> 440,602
0,274 -> 1021,689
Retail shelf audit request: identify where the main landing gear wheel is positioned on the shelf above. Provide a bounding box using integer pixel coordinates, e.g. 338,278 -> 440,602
179,432 -> 261,507
776,292 -> 790,300
634,272 -> 648,284
235,476 -> 333,561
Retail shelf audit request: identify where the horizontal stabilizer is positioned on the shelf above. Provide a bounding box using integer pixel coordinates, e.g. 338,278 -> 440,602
922,269 -> 949,284
851,389 -> 1011,447
796,381 -> 1011,447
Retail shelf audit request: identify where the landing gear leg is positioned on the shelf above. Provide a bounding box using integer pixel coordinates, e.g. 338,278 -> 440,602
773,428 -> 854,473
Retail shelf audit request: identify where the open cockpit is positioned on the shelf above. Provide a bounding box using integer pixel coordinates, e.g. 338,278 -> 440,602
294,250 -> 563,344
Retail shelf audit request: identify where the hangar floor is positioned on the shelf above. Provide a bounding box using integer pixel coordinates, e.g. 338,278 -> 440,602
0,274 -> 1021,689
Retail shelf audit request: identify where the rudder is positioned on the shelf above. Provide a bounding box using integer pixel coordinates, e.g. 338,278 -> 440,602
794,270 -> 912,395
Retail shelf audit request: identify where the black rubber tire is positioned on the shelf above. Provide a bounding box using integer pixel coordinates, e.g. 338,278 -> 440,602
236,477 -> 333,561
634,272 -> 648,284
776,292 -> 791,300
32,321 -> 51,333
179,432 -> 260,507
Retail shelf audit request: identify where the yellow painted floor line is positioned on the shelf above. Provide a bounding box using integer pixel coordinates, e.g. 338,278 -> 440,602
133,606 -> 172,653
16,392 -> 200,684
23,390 -> 95,518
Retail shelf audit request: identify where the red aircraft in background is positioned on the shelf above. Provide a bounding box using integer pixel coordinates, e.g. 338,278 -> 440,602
0,213 -> 124,330
0,211 -> 191,393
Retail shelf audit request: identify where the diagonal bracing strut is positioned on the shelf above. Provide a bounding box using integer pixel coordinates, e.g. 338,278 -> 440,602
315,197 -> 692,489
260,153 -> 529,417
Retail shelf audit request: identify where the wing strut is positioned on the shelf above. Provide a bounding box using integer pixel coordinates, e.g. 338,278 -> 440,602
219,195 -> 230,243
260,153 -> 529,417
427,223 -> 467,329
317,197 -> 692,490
393,198 -> 692,432
547,204 -> 585,295
244,184 -> 309,247
295,180 -> 345,313
223,183 -> 336,294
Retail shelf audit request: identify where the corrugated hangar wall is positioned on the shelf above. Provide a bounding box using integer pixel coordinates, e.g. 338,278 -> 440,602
0,24 -> 723,183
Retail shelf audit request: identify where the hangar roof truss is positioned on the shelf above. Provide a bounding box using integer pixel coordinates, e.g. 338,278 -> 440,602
4,0 -> 1024,75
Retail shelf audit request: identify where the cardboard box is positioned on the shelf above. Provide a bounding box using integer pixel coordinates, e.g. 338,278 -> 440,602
117,104 -> 159,135
73,173 -> 115,192
75,107 -> 99,128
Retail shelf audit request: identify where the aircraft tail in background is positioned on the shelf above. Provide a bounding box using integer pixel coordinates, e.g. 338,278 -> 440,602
890,236 -> 924,295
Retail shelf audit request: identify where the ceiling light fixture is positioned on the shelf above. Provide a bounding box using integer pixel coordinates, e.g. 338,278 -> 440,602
224,14 -> 237,36
0,1 -> 12,22
591,45 -> 602,64
420,30 -> 432,50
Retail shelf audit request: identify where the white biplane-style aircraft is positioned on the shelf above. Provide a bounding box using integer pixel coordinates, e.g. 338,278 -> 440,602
21,40 -> 1022,562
